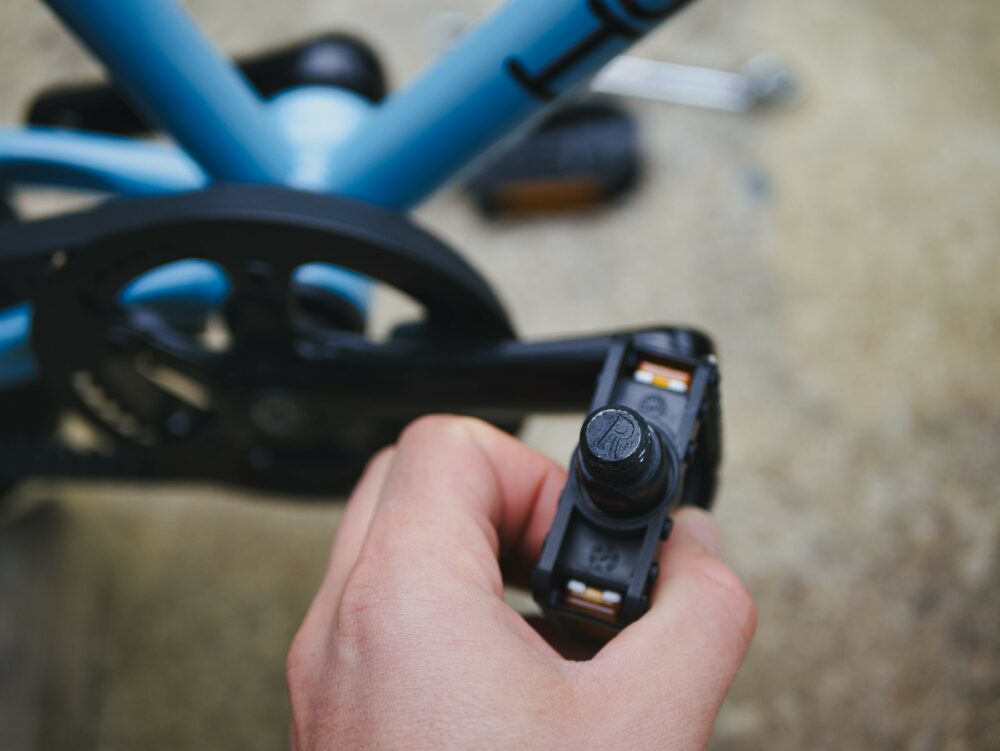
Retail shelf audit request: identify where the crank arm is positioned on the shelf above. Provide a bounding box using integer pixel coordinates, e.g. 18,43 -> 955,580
297,327 -> 714,422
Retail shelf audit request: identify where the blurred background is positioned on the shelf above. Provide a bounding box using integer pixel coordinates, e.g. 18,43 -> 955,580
1,0 -> 998,749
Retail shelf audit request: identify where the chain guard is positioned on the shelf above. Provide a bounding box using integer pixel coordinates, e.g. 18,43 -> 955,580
7,185 -> 514,491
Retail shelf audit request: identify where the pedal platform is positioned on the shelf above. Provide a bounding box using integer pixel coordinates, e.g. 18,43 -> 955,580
532,335 -> 721,642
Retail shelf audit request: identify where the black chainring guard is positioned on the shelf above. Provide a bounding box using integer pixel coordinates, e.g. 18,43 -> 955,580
18,185 -> 513,489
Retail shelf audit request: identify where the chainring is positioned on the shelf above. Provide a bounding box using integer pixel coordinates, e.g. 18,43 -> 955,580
23,185 -> 515,491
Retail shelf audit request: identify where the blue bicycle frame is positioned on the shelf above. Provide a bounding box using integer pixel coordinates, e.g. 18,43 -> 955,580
0,0 -> 695,388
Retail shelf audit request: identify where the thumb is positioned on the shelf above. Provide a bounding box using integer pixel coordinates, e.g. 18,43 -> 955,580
582,508 -> 757,748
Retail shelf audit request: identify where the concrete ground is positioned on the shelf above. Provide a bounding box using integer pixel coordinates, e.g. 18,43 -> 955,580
1,0 -> 998,749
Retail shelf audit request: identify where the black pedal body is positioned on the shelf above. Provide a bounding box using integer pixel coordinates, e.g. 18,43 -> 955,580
532,332 -> 721,642
465,101 -> 640,217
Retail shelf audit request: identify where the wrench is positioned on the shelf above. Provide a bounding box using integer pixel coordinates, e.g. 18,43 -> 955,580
591,53 -> 798,113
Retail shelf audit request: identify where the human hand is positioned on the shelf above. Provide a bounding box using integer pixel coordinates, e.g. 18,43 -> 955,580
287,416 -> 756,750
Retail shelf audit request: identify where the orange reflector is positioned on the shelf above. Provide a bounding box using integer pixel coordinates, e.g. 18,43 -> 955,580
634,360 -> 692,393
564,579 -> 622,623
495,178 -> 603,213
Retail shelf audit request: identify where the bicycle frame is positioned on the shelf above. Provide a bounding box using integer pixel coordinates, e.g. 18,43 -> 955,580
0,0 -> 695,388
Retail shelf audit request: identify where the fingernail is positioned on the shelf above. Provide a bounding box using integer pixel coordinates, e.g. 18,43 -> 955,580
681,509 -> 722,557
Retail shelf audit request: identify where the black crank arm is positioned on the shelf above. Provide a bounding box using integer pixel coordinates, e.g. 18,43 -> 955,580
297,327 -> 714,421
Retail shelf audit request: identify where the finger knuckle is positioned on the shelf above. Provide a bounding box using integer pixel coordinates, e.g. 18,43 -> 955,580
398,414 -> 456,444
285,626 -> 316,698
365,444 -> 396,472
285,630 -> 328,751
398,413 -> 488,449
337,571 -> 389,629
689,557 -> 758,650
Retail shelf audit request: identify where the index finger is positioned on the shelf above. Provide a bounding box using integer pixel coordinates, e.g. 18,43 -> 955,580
350,415 -> 566,598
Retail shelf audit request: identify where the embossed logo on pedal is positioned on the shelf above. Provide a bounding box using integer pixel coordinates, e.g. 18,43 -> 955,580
588,542 -> 622,574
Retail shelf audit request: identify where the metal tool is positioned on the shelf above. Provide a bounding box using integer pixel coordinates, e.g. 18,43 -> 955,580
591,53 -> 798,113
428,12 -> 797,115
